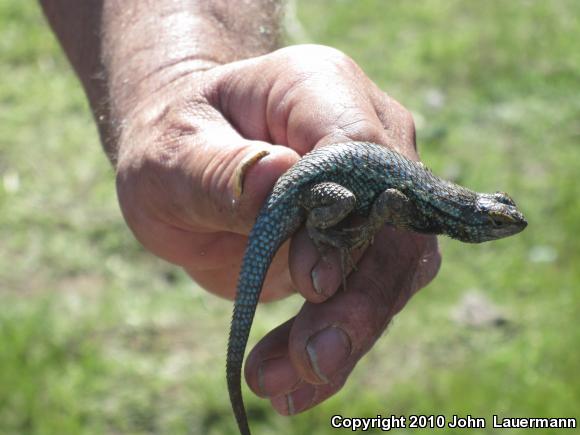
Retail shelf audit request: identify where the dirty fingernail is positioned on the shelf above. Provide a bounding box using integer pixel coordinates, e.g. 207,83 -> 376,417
311,265 -> 324,294
271,384 -> 316,415
311,256 -> 341,296
306,326 -> 351,383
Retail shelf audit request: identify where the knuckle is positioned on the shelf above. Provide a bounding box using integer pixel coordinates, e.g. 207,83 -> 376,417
337,117 -> 385,143
306,44 -> 350,63
386,96 -> 416,130
376,95 -> 417,152
282,44 -> 360,75
401,107 -> 416,134
288,44 -> 345,59
379,93 -> 415,126
392,100 -> 417,140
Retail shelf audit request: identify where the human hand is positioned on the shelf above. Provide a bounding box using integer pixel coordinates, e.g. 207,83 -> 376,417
115,44 -> 441,414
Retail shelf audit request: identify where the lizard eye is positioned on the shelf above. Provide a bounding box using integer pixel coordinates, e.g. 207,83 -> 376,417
489,212 -> 516,227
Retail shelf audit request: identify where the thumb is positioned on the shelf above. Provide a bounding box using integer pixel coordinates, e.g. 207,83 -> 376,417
115,106 -> 298,267
191,129 -> 301,234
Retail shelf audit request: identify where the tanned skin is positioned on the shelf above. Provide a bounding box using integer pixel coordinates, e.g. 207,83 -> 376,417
40,0 -> 440,415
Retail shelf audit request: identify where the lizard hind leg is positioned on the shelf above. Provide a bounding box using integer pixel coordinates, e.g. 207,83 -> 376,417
301,182 -> 357,289
369,188 -> 416,230
300,182 -> 357,230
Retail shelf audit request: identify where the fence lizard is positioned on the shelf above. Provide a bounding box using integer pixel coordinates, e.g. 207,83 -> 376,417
227,141 -> 527,435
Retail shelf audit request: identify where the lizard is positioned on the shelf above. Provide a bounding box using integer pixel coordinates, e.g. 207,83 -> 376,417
226,141 -> 527,435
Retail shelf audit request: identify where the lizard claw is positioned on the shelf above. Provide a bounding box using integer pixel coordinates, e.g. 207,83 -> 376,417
339,247 -> 357,291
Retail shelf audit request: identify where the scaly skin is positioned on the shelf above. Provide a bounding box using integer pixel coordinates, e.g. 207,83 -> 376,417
227,141 -> 527,435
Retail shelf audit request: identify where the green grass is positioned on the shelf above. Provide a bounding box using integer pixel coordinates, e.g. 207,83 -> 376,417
1,1 -> 579,434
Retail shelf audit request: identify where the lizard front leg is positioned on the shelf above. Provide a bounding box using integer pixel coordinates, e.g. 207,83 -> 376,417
343,187 -> 416,245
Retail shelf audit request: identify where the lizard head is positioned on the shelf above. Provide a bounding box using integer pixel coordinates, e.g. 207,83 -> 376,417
447,191 -> 528,242
408,180 -> 527,243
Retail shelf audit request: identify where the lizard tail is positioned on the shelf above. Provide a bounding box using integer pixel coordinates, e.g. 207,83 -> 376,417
227,206 -> 300,435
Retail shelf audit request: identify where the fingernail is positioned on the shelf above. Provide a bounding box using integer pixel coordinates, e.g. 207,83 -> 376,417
271,384 -> 316,415
306,326 -> 351,383
233,149 -> 270,197
287,391 -> 296,415
311,257 -> 340,296
258,357 -> 300,397
288,384 -> 316,415
311,265 -> 324,294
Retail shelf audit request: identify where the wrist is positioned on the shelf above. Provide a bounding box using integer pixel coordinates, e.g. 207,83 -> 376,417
41,0 -> 284,164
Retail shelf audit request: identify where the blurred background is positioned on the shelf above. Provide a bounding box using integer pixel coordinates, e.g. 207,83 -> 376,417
1,1 -> 578,434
